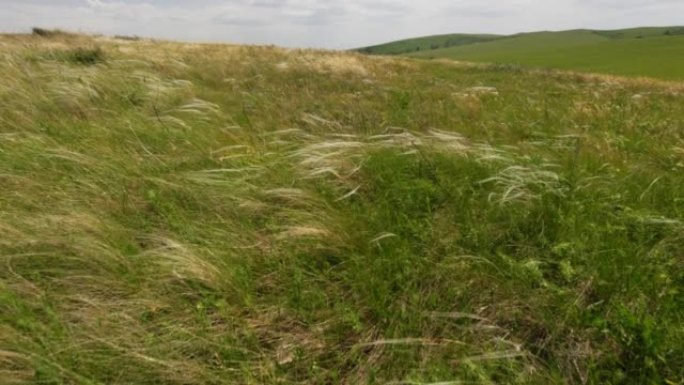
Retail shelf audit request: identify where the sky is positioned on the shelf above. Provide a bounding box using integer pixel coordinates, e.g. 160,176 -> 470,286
1,0 -> 683,49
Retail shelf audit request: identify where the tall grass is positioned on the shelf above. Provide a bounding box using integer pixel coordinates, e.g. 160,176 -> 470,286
0,32 -> 682,384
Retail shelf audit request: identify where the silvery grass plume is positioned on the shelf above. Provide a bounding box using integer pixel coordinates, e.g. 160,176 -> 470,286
481,165 -> 565,206
292,126 -> 470,181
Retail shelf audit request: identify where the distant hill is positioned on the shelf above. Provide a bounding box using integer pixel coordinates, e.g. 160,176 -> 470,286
358,27 -> 684,80
356,33 -> 502,55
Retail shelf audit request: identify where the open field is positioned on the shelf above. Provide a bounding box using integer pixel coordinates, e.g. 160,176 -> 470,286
360,27 -> 684,80
357,33 -> 501,55
1,31 -> 683,384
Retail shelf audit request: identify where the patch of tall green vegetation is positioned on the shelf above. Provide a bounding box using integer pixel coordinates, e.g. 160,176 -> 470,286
33,46 -> 106,66
31,27 -> 69,37
0,33 -> 682,385
114,35 -> 142,41
65,46 -> 105,65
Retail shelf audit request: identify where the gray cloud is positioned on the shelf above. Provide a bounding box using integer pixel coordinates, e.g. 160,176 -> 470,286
575,0 -> 681,7
0,0 -> 682,48
212,14 -> 272,27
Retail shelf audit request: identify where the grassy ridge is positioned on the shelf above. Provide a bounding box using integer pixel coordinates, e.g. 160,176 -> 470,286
412,29 -> 684,80
357,33 -> 501,55
359,27 -> 684,80
0,33 -> 683,384
358,27 -> 684,56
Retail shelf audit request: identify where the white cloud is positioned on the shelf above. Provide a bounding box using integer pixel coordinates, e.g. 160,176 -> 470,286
82,0 -> 158,21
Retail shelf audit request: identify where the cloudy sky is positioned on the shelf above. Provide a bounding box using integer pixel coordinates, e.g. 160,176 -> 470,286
1,0 -> 682,48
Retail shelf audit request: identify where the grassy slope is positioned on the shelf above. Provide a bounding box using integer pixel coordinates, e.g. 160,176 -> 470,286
1,33 -> 683,385
409,28 -> 684,80
356,33 -> 502,55
358,27 -> 684,56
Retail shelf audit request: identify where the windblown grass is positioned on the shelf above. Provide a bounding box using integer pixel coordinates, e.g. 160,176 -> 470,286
0,32 -> 682,384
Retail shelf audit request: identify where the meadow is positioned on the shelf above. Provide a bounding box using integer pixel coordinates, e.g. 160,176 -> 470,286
357,33 -> 500,55
0,31 -> 683,384
361,27 -> 684,80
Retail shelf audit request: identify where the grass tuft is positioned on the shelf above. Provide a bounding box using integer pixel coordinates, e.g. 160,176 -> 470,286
65,46 -> 105,65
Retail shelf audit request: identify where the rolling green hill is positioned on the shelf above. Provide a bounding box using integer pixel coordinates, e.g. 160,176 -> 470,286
360,27 -> 684,79
357,33 -> 502,55
1,32 -> 683,384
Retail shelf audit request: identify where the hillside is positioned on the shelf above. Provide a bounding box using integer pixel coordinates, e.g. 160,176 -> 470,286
360,27 -> 684,80
1,32 -> 683,385
357,33 -> 501,55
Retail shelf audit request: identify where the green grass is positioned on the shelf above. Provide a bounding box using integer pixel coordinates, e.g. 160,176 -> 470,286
412,29 -> 684,80
357,33 -> 501,55
359,27 -> 684,80
0,33 -> 683,385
